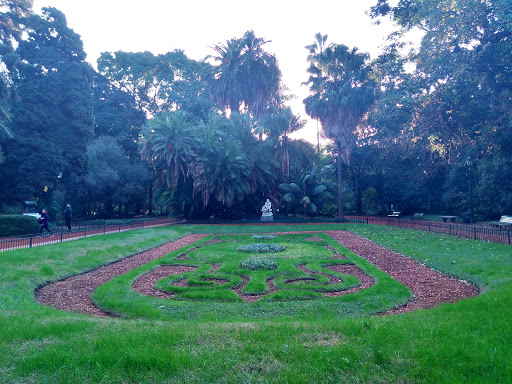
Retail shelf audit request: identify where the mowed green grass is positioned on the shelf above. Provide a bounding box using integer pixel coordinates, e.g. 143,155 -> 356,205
0,223 -> 511,383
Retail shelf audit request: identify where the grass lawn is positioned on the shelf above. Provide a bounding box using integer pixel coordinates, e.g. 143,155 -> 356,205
1,223 -> 511,383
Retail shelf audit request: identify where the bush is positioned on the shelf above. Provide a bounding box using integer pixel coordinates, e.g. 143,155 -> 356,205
252,235 -> 277,240
239,259 -> 278,271
0,215 -> 40,237
237,243 -> 286,253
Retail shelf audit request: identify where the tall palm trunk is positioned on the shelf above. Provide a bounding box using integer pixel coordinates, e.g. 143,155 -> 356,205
337,141 -> 344,220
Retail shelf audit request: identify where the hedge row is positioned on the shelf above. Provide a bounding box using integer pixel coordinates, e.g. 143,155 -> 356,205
0,215 -> 40,237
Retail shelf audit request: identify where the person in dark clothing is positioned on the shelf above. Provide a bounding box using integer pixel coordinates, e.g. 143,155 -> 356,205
39,209 -> 53,236
64,204 -> 72,231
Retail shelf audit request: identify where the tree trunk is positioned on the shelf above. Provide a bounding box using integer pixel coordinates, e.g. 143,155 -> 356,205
353,167 -> 362,215
337,141 -> 344,220
106,199 -> 114,218
148,184 -> 153,215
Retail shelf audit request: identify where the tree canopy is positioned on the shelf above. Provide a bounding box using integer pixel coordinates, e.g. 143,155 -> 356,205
0,2 -> 510,222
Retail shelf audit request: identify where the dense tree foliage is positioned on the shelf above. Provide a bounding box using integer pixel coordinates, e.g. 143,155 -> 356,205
0,2 -> 510,222
1,7 -> 94,214
362,0 -> 512,219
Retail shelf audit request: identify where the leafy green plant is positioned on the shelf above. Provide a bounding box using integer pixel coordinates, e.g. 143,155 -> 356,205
239,259 -> 278,271
252,234 -> 278,240
237,243 -> 286,253
0,214 -> 40,236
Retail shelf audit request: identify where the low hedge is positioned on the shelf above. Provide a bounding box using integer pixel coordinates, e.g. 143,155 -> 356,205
0,215 -> 40,237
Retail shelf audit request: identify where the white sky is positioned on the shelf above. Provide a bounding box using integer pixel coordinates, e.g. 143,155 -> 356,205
32,0 -> 397,143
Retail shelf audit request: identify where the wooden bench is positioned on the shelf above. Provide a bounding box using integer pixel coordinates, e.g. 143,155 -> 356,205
440,215 -> 457,223
412,213 -> 424,220
388,212 -> 401,218
490,215 -> 512,229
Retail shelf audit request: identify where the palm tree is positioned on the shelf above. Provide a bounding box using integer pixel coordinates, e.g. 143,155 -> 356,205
204,30 -> 281,119
279,165 -> 336,219
140,110 -> 199,189
190,112 -> 274,210
263,106 -> 305,177
303,35 -> 375,219
190,136 -> 252,208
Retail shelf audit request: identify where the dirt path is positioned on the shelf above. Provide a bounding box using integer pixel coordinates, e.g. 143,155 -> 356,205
35,231 -> 479,317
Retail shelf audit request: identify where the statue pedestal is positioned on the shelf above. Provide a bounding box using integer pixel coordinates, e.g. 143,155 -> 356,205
261,198 -> 273,222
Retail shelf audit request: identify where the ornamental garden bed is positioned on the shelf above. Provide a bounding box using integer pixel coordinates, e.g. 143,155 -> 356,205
35,230 -> 478,320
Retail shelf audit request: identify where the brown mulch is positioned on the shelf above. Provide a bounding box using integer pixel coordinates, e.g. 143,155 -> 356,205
233,276 -> 278,302
34,230 -> 479,317
132,265 -> 198,299
324,230 -> 479,314
35,234 -> 210,317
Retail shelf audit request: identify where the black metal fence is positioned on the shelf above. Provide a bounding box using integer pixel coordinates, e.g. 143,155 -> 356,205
1,215 -> 510,252
356,216 -> 512,245
0,218 -> 176,252
181,216 -> 365,226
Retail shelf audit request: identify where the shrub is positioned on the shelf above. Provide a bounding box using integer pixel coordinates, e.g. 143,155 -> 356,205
237,243 -> 286,253
239,259 -> 278,271
252,235 -> 277,240
0,215 -> 40,237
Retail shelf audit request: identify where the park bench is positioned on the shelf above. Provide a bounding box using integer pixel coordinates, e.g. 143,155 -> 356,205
388,212 -> 401,218
490,215 -> 512,229
412,213 -> 424,220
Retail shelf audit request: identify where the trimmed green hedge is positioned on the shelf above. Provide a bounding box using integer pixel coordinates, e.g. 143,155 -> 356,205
0,215 -> 40,237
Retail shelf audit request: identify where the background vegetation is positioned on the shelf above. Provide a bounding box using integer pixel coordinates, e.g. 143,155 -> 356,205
0,0 -> 511,222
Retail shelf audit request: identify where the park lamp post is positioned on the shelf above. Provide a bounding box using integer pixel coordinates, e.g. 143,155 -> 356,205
464,157 -> 474,224
55,171 -> 63,217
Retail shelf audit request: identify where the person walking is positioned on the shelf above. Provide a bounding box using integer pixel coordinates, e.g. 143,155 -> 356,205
39,209 -> 53,236
64,204 -> 72,231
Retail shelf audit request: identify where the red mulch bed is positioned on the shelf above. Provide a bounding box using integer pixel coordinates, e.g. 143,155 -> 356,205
35,234 -> 209,317
324,230 -> 479,314
35,231 -> 479,317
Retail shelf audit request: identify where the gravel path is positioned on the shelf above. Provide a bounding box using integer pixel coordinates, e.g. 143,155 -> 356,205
35,231 -> 479,317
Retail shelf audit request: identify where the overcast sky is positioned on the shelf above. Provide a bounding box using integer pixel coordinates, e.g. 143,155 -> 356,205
32,0 -> 397,143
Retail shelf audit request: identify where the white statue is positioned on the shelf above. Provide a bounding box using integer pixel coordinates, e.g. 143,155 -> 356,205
261,199 -> 273,221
